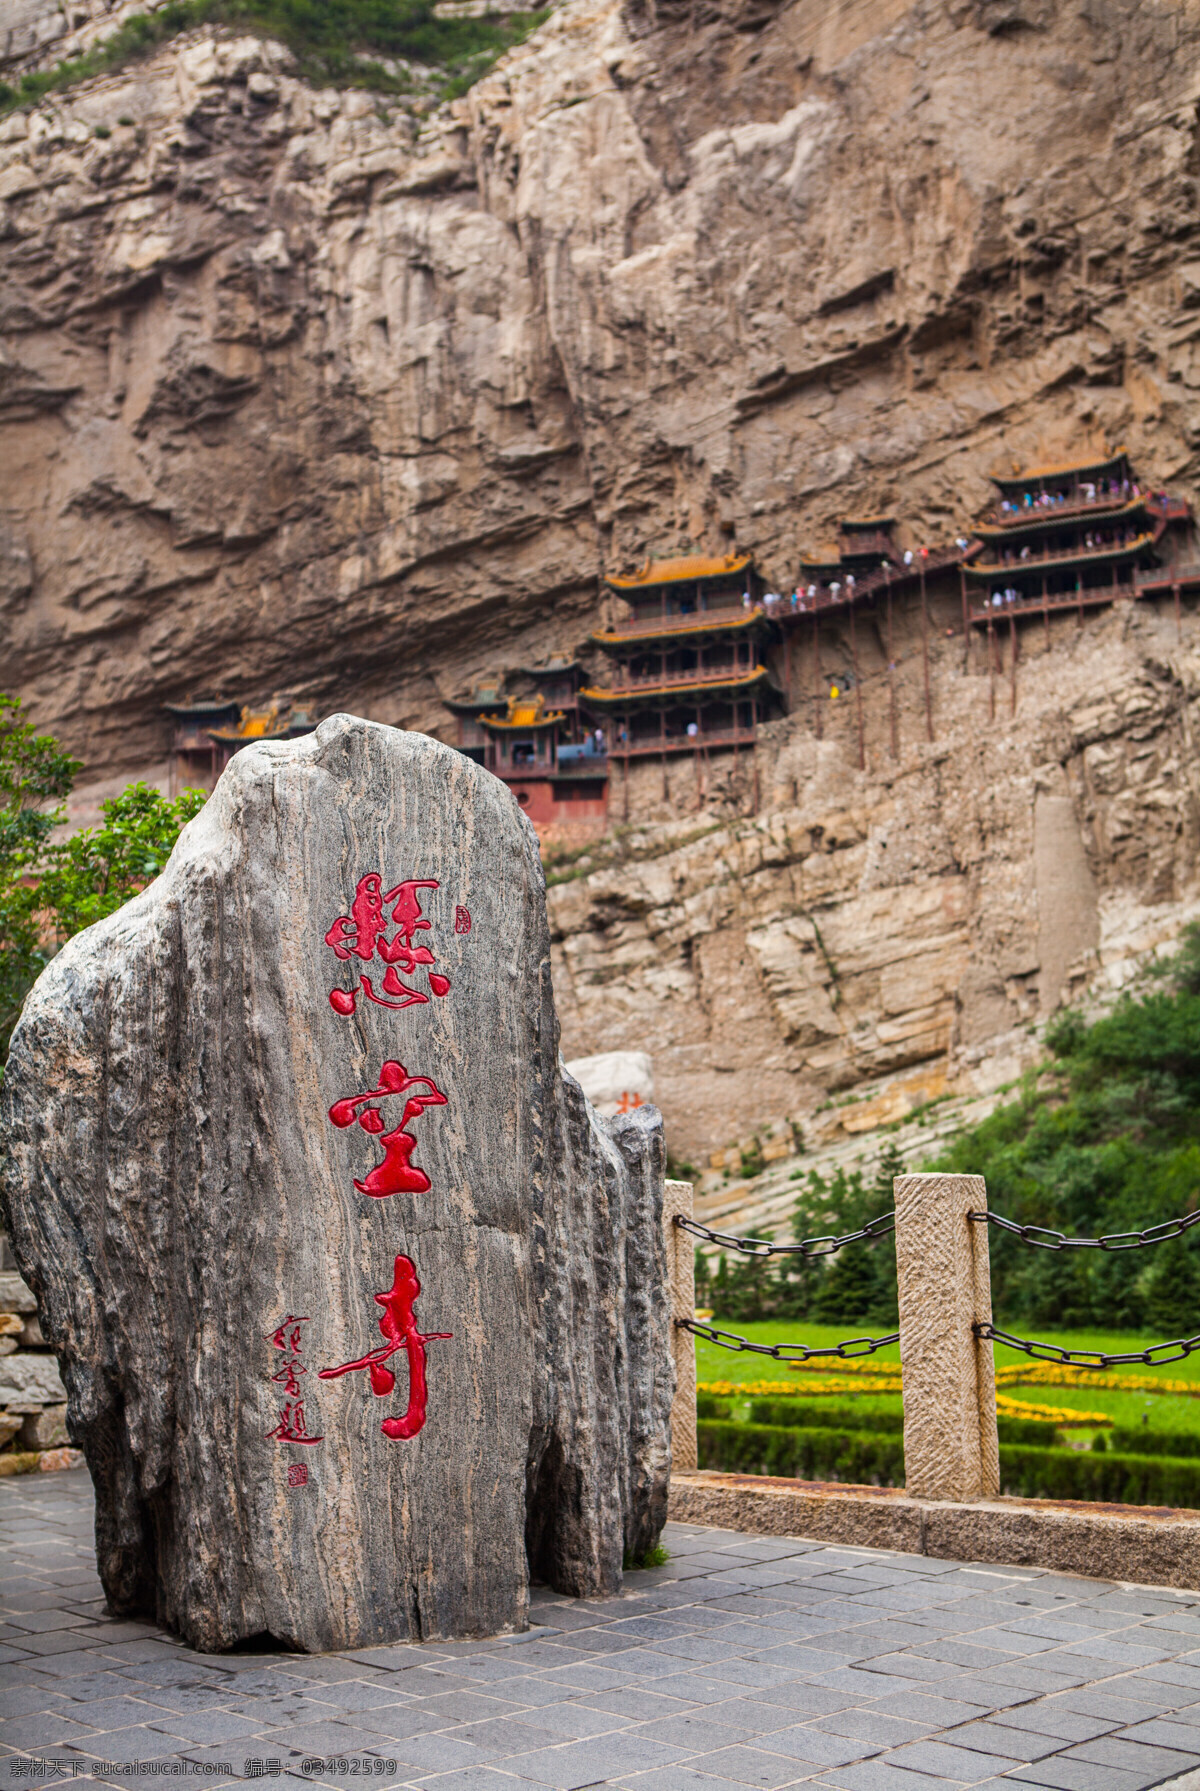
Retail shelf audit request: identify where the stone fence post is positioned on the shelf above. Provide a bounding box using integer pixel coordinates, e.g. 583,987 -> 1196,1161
663,1179 -> 697,1472
894,1173 -> 1000,1501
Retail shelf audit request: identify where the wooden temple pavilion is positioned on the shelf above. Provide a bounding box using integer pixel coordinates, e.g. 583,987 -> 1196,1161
582,553 -> 777,766
162,696 -> 318,792
445,661 -> 608,825
964,451 -> 1196,637
162,696 -> 240,791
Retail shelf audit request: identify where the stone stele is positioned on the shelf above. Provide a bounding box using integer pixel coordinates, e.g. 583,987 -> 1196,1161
0,714 -> 672,1651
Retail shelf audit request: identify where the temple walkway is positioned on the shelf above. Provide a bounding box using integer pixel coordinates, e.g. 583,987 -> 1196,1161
4,1471 -> 1200,1790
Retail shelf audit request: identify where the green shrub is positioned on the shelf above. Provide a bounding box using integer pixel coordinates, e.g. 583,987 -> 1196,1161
999,1445 -> 1200,1507
930,924 -> 1200,1332
0,0 -> 551,115
747,1399 -> 903,1433
698,1423 -> 1200,1504
997,1415 -> 1065,1447
696,1394 -> 732,1420
698,1420 -> 904,1487
1109,1425 -> 1200,1459
743,1398 -> 1059,1448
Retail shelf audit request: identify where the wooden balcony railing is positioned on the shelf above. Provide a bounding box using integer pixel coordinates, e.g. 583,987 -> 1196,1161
609,726 -> 759,759
599,666 -> 759,693
605,604 -> 757,637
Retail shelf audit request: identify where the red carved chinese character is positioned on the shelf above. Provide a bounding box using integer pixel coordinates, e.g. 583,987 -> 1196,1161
287,1463 -> 309,1488
616,1091 -> 645,1113
454,906 -> 471,935
328,1059 -> 448,1198
318,1254 -> 451,1441
271,1358 -> 305,1398
266,1316 -> 307,1355
266,1398 -> 323,1445
326,876 -> 451,1014
265,1315 -> 322,1444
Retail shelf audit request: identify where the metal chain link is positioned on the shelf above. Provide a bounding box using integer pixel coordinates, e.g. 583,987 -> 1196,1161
678,1317 -> 900,1362
969,1208 -> 1200,1252
674,1210 -> 895,1259
976,1321 -> 1200,1368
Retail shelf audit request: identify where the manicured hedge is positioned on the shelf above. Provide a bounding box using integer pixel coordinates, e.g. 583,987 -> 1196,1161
698,1421 -> 1200,1506
696,1394 -> 733,1420
697,1420 -> 904,1486
1108,1425 -> 1200,1459
1000,1445 -> 1200,1507
747,1399 -> 903,1433
744,1398 -> 1060,1448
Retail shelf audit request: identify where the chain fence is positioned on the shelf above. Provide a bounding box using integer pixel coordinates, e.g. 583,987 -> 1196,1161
678,1317 -> 899,1362
975,1321 -> 1200,1369
969,1208 -> 1200,1252
675,1210 -> 895,1259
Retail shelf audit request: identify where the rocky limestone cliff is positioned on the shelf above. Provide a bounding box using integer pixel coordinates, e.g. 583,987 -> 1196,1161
6,0 -> 1200,1159
549,592 -> 1200,1162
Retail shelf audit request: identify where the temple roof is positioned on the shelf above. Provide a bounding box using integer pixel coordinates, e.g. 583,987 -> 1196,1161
480,695 -> 566,731
991,450 -> 1129,492
162,697 -> 239,719
206,703 -> 316,743
515,658 -> 581,678
606,552 -> 752,590
444,679 -> 506,713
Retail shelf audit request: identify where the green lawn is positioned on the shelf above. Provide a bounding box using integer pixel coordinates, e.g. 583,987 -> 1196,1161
694,1318 -> 1200,1434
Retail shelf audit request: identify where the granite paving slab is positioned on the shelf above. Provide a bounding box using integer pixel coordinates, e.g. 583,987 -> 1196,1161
3,1472 -> 1200,1788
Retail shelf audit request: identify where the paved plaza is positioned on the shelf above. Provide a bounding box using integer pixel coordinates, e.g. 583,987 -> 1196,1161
4,1474 -> 1200,1790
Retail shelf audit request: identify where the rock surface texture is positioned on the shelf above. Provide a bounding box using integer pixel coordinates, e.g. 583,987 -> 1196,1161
0,715 -> 672,1651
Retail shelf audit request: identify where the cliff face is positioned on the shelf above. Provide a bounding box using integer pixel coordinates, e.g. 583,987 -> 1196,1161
5,0 -> 1200,775
5,0 -> 1200,1155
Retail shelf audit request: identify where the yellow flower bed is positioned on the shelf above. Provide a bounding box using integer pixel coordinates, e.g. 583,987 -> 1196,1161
995,1363 -> 1200,1396
695,1381 -> 1109,1425
699,1379 -> 895,1396
996,1394 -> 1110,1426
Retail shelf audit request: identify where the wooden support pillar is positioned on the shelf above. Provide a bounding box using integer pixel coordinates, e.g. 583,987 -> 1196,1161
959,566 -> 969,674
784,631 -> 792,709
849,598 -> 865,771
813,608 -> 822,740
622,711 -> 630,821
1009,611 -> 1017,716
1175,581 -> 1183,643
1042,576 -> 1049,648
987,619 -> 995,722
751,701 -> 760,813
919,559 -> 933,741
660,707 -> 668,803
663,1180 -> 697,1473
886,576 -> 898,760
894,1173 -> 999,1503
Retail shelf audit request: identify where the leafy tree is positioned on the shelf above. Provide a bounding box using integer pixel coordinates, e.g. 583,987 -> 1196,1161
931,925 -> 1200,1331
0,696 -> 205,1063
0,698 -> 80,1058
1144,1235 -> 1200,1336
811,1241 -> 881,1325
36,782 -> 206,940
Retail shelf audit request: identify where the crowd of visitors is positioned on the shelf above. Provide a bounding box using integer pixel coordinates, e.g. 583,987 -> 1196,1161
997,474 -> 1140,514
